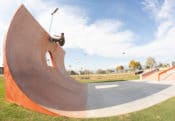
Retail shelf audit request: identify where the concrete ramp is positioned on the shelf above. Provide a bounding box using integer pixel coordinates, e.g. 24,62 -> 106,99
141,69 -> 159,81
4,5 -> 175,118
4,5 -> 87,117
158,66 -> 175,81
141,67 -> 175,81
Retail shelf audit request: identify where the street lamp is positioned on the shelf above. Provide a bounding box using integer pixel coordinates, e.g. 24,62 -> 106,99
49,8 -> 59,33
122,52 -> 126,55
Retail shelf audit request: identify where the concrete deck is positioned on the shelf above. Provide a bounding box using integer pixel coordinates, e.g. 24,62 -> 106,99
86,80 -> 175,118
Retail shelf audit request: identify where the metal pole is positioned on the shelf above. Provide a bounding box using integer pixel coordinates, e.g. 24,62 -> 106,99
49,8 -> 59,33
49,15 -> 53,33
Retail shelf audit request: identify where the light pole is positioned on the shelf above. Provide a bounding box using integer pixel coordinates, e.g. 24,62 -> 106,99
49,8 -> 59,33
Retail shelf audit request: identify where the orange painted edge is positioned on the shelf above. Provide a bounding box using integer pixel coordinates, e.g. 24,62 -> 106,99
3,50 -> 60,117
158,66 -> 175,81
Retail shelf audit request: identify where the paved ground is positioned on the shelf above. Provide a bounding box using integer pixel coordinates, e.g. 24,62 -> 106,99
86,80 -> 175,118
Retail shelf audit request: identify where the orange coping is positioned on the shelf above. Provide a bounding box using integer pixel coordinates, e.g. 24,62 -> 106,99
158,66 -> 175,81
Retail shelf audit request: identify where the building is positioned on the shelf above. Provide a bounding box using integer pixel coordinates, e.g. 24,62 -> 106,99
172,61 -> 175,66
0,67 -> 4,74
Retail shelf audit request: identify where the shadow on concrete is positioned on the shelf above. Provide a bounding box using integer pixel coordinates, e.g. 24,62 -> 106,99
87,81 -> 171,110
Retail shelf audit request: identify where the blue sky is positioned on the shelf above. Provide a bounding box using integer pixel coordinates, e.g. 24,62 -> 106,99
0,0 -> 175,71
62,0 -> 156,70
59,0 -> 157,43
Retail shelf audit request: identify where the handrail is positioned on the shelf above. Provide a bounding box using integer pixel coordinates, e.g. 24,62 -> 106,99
158,66 -> 175,81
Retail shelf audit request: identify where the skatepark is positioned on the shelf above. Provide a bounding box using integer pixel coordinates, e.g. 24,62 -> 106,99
3,5 -> 175,118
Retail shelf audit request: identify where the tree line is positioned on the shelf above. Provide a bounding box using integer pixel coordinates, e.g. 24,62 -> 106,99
116,57 -> 170,72
68,57 -> 170,75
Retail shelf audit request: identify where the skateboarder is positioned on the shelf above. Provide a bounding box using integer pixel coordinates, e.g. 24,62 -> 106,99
50,33 -> 65,46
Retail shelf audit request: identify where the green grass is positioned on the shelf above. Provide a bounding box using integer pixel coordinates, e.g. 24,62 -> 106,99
71,73 -> 139,83
1,76 -> 175,121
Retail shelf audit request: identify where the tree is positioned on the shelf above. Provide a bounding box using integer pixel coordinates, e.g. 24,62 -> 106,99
129,60 -> 142,71
106,69 -> 115,74
79,69 -> 93,75
67,70 -> 78,75
145,57 -> 156,69
158,63 -> 170,68
96,69 -> 106,74
116,65 -> 124,73
135,61 -> 142,70
83,69 -> 93,74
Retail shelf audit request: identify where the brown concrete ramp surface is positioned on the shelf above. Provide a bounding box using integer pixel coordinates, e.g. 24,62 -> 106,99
4,5 -> 87,117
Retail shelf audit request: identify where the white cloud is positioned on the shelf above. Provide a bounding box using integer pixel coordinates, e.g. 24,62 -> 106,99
134,0 -> 175,63
37,0 -> 175,64
7,0 -> 135,59
142,0 -> 161,16
37,3 -> 135,58
157,0 -> 175,20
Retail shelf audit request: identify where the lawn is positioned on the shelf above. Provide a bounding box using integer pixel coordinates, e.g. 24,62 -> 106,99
1,76 -> 175,121
71,72 -> 139,83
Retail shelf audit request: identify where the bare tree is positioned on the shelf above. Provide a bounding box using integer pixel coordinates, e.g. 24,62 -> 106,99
145,57 -> 156,69
96,69 -> 106,74
106,69 -> 115,74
